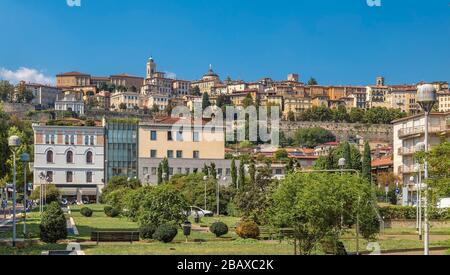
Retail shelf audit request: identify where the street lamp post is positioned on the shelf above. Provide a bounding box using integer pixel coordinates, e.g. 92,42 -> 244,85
20,153 -> 30,237
8,135 -> 20,247
416,84 -> 437,256
203,176 -> 208,211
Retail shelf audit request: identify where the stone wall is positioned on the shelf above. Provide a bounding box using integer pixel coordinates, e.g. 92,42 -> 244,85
1,102 -> 35,118
280,121 -> 393,143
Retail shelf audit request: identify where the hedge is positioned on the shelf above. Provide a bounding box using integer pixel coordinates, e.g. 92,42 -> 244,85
379,206 -> 450,221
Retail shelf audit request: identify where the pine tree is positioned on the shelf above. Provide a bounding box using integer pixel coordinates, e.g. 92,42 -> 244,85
362,141 -> 372,183
210,163 -> 217,179
162,158 -> 170,182
202,164 -> 210,176
231,159 -> 237,187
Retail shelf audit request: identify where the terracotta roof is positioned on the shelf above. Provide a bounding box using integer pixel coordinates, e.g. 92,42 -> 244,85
371,157 -> 393,167
110,74 -> 144,79
57,71 -> 90,77
153,116 -> 213,126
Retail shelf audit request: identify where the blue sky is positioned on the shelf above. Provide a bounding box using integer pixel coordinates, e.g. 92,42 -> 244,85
0,0 -> 449,85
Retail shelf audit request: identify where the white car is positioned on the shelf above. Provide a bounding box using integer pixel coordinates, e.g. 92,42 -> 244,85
187,206 -> 213,218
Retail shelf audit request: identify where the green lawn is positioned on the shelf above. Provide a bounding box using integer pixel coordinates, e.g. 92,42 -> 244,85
81,239 -> 294,255
0,209 -> 42,239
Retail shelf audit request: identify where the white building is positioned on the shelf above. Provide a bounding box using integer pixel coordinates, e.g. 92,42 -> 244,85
392,112 -> 449,190
438,91 -> 450,112
55,93 -> 85,115
32,124 -> 105,203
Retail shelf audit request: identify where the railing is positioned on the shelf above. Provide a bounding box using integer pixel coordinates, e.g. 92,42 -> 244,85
398,126 -> 448,137
398,147 -> 415,155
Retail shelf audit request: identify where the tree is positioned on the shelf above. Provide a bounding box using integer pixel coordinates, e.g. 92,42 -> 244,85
349,108 -> 364,123
202,164 -> 209,176
293,127 -> 336,148
161,158 -> 170,182
315,142 -> 362,172
287,111 -> 296,122
268,173 -> 379,255
157,163 -> 163,185
40,202 -> 67,243
307,78 -> 318,85
343,142 -> 352,169
275,149 -> 288,160
210,163 -> 217,180
417,142 -> 450,198
333,105 -> 349,122
362,141 -> 372,183
238,161 -> 246,190
119,103 -> 127,111
138,184 -> 189,227
248,160 -> 256,186
30,184 -> 60,203
286,158 -> 296,174
242,93 -> 254,108
102,176 -> 141,198
202,92 -> 211,110
0,81 -> 15,101
191,86 -> 201,96
231,159 -> 237,187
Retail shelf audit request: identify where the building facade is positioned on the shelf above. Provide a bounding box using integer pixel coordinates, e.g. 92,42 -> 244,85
33,124 -> 105,203
55,93 -> 85,115
138,117 -> 232,185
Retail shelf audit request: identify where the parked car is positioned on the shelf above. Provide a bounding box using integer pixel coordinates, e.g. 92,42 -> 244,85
186,206 -> 213,218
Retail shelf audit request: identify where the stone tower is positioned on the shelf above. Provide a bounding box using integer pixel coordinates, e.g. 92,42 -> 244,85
146,57 -> 156,79
376,76 -> 385,86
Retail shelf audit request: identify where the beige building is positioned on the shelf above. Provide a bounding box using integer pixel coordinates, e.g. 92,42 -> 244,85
283,97 -> 312,119
110,74 -> 144,91
56,72 -> 92,90
110,91 -> 143,110
389,88 -> 419,115
393,112 -> 449,187
438,91 -> 450,112
138,117 -> 232,185
191,65 -> 221,95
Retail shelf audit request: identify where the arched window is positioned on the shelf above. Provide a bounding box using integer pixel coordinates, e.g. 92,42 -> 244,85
66,151 -> 74,164
46,150 -> 54,163
86,151 -> 93,164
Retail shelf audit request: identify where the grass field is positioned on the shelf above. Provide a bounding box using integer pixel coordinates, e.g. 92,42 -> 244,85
0,204 -> 449,255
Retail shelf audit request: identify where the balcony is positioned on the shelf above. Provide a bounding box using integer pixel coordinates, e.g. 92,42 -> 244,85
398,147 -> 415,156
398,125 -> 449,138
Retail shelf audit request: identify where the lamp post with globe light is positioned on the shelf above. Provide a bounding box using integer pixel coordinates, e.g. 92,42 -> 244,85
8,135 -> 20,247
416,84 -> 437,255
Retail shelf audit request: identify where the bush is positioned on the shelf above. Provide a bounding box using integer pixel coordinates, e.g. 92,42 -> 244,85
236,220 -> 260,239
153,224 -> 178,243
210,221 -> 229,237
140,224 -> 157,240
80,207 -> 93,217
379,206 -> 450,221
104,206 -> 120,217
40,202 -> 67,243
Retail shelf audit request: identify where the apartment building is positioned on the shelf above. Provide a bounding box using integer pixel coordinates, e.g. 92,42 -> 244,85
438,90 -> 450,112
393,112 -> 449,188
110,91 -> 143,110
33,123 -> 105,203
20,82 -> 62,108
138,117 -> 232,185
389,88 -> 419,115
283,97 -> 312,119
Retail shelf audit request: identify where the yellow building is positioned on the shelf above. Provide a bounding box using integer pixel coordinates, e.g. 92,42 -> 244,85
283,97 -> 312,119
138,117 -> 233,184
438,91 -> 450,112
191,65 -> 221,94
389,88 -> 419,115
56,72 -> 91,90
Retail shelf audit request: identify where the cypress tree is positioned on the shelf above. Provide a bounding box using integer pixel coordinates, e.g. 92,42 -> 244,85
231,159 -> 237,187
249,160 -> 256,186
238,161 -> 246,190
202,92 -> 211,110
157,163 -> 163,185
362,141 -> 372,183
343,142 -> 352,169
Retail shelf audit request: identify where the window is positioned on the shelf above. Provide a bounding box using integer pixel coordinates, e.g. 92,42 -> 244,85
45,135 -> 50,144
151,150 -> 157,158
143,167 -> 149,175
185,168 -> 190,174
86,151 -> 93,164
65,135 -> 70,145
226,169 -> 231,176
66,171 -> 73,183
177,168 -> 182,174
51,135 -> 55,144
151,167 -> 157,176
151,131 -> 157,141
85,136 -> 89,145
192,132 -> 200,142
176,150 -> 183,158
275,169 -> 283,175
46,171 -> 54,182
66,151 -> 74,163
218,168 -> 223,176
70,135 -> 75,145
167,131 -> 173,141
169,168 -> 174,176
46,150 -> 54,163
193,151 -> 200,159
177,131 -> 183,141
167,150 -> 174,158
86,172 -> 93,183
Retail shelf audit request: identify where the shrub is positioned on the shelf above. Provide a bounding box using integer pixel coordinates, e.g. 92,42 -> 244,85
80,207 -> 93,217
153,224 -> 178,243
236,220 -> 260,239
210,221 -> 229,237
40,202 -> 67,243
104,206 -> 120,217
379,206 -> 450,221
140,224 -> 157,240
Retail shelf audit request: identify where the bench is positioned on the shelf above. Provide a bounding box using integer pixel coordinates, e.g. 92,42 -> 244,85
91,231 -> 140,244
277,228 -> 295,242
259,227 -> 276,240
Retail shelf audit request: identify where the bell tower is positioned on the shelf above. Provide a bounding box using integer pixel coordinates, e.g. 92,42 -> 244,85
146,57 -> 156,79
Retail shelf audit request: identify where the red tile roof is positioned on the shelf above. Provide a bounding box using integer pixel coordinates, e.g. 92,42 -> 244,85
57,71 -> 90,77
371,157 -> 393,167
